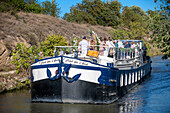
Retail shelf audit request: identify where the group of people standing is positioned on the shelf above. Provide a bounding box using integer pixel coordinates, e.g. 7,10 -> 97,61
78,36 -> 146,59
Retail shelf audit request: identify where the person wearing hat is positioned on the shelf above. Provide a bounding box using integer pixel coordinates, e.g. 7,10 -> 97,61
78,36 -> 89,55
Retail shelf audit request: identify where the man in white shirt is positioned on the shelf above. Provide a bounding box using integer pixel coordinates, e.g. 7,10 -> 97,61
109,37 -> 115,47
117,39 -> 124,59
78,36 -> 89,55
106,37 -> 115,56
118,39 -> 124,48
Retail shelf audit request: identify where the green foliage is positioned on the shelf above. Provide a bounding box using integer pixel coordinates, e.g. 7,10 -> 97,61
40,34 -> 68,56
63,0 -> 121,27
121,6 -> 147,39
109,28 -> 132,40
129,5 -> 149,20
154,0 -> 170,16
24,3 -> 43,13
147,0 -> 170,58
42,1 -> 60,17
11,43 -> 41,74
0,0 -> 25,12
0,0 -> 60,17
11,34 -> 68,75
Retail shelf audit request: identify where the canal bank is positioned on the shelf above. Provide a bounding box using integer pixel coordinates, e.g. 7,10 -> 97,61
0,71 -> 30,93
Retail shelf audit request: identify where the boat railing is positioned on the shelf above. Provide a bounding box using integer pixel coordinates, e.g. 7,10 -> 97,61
54,45 -> 142,61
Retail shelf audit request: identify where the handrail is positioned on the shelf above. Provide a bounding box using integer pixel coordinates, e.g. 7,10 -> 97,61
54,45 -> 142,61
55,45 -> 137,49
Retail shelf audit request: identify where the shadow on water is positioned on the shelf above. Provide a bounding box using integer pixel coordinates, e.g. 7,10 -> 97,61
0,56 -> 169,113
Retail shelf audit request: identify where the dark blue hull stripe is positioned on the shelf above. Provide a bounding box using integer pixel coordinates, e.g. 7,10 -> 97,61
31,56 -> 119,70
31,63 -> 111,71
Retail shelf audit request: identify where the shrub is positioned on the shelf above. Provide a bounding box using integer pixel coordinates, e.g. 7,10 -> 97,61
40,34 -> 68,56
11,43 -> 41,74
11,34 -> 68,75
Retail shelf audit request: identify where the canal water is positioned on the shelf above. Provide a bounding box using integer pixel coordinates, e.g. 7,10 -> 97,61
0,56 -> 169,113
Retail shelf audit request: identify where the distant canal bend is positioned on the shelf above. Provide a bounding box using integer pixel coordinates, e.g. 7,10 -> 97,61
0,56 -> 169,113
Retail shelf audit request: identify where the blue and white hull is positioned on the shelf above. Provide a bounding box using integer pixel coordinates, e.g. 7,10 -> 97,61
31,56 -> 151,104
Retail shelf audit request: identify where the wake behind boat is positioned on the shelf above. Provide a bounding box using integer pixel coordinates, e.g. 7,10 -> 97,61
31,40 -> 152,104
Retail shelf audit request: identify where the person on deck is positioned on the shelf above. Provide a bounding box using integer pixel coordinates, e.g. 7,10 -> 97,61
118,39 -> 124,48
108,37 -> 115,47
99,37 -> 106,56
124,41 -> 131,48
117,39 -> 124,59
131,41 -> 136,49
142,44 -> 147,62
115,40 -> 118,48
124,41 -> 131,59
114,40 -> 118,59
89,39 -> 95,50
78,36 -> 89,55
131,41 -> 136,57
103,37 -> 108,56
107,37 -> 115,57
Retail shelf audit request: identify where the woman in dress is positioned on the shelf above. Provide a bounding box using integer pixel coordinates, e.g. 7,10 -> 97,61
99,37 -> 106,56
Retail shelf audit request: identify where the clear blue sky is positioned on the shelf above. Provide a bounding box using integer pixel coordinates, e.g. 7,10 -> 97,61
38,0 -> 158,18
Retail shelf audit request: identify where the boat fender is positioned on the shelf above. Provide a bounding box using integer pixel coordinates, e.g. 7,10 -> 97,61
62,64 -> 81,83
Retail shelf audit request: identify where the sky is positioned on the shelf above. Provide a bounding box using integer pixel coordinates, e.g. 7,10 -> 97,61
38,0 -> 158,18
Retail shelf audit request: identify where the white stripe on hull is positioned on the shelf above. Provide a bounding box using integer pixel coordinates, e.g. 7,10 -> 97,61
32,67 -> 101,84
31,57 -> 61,66
31,57 -> 105,83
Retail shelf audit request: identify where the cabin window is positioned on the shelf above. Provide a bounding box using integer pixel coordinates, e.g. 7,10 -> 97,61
132,72 -> 134,83
120,74 -> 123,87
125,73 -> 127,86
138,71 -> 140,80
135,72 -> 137,82
129,73 -> 131,85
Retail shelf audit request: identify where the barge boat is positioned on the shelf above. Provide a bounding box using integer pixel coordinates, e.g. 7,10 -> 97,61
31,40 -> 152,104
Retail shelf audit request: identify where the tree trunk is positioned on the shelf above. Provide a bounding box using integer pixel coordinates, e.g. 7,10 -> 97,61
107,0 -> 109,4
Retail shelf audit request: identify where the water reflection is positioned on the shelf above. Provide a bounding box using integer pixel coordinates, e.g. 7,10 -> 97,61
30,103 -> 119,113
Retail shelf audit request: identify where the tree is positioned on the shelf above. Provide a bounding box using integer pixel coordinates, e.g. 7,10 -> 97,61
121,6 -> 147,39
42,0 -> 60,17
147,9 -> 170,58
25,0 -> 36,4
147,0 -> 170,58
154,0 -> 170,16
109,28 -> 132,40
0,0 -> 60,17
63,0 -> 121,27
129,5 -> 149,20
